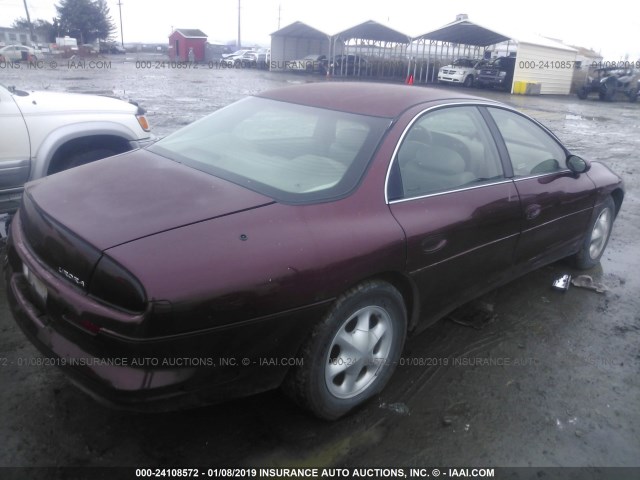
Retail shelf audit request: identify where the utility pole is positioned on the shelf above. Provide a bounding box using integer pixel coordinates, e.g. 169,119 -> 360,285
117,0 -> 124,47
237,0 -> 241,48
22,0 -> 35,46
278,3 -> 281,29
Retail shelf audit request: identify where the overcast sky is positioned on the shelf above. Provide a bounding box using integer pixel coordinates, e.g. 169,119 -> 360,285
2,0 -> 639,59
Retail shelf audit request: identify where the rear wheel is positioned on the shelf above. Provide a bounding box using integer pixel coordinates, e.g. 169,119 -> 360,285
283,280 -> 407,420
573,196 -> 615,269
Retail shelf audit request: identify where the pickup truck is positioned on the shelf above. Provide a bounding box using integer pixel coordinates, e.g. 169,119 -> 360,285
475,56 -> 516,91
0,83 -> 154,214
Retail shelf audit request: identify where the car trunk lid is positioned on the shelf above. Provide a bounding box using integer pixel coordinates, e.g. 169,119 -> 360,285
22,149 -> 275,253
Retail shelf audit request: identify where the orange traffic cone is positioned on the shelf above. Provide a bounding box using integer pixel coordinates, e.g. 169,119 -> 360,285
408,75 -> 414,85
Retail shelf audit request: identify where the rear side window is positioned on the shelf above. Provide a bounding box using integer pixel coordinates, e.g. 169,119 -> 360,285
390,106 -> 503,200
488,108 -> 566,177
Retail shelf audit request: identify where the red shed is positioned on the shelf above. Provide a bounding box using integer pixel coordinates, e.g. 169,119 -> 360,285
168,28 -> 207,62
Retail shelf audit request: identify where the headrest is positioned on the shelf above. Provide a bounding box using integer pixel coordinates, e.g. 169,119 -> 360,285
416,146 -> 465,174
334,127 -> 368,150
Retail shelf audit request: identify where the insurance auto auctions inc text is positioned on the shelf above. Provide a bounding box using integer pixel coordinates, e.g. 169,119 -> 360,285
245,467 -> 495,478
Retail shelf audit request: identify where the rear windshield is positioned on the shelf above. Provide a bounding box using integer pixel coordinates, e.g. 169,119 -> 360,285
148,97 -> 391,203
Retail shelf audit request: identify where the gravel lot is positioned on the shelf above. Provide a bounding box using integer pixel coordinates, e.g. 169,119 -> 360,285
1,56 -> 639,478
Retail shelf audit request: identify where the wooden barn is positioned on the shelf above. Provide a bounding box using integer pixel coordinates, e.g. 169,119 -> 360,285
168,29 -> 207,62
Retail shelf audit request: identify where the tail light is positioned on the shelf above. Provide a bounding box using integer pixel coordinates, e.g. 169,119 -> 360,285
89,255 -> 147,313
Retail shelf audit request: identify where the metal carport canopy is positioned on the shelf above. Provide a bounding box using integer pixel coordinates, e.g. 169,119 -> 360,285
271,21 -> 329,39
270,21 -> 332,71
413,19 -> 511,46
333,20 -> 410,43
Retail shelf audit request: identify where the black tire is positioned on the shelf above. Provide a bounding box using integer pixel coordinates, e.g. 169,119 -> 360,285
283,280 -> 407,420
573,196 -> 615,269
628,88 -> 638,103
577,87 -> 588,100
463,75 -> 474,88
600,80 -> 616,101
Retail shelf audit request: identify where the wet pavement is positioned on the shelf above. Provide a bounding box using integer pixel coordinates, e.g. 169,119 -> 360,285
1,57 -> 639,474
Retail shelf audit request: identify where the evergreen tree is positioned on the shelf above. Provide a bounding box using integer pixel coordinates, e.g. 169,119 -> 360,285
55,0 -> 115,44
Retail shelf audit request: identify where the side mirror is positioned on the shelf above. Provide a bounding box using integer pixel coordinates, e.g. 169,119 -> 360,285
567,155 -> 591,174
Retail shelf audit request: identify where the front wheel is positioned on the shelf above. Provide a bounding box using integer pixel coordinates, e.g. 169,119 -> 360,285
283,280 -> 407,420
573,196 -> 615,269
600,80 -> 616,101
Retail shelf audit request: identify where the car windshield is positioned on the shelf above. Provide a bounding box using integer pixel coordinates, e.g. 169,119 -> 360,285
490,57 -> 510,67
148,97 -> 392,203
452,59 -> 473,67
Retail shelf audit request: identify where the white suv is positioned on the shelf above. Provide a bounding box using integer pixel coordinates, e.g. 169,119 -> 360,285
0,83 -> 154,213
438,58 -> 487,87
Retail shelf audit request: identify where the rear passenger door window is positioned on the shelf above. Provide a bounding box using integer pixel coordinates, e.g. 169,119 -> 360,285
392,106 -> 503,200
487,107 -> 566,177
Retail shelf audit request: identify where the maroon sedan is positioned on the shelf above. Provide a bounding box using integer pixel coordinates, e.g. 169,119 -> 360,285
5,83 -> 624,420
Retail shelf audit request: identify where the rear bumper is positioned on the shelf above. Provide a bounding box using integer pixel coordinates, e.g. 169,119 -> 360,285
7,273 -> 203,410
5,211 -> 326,411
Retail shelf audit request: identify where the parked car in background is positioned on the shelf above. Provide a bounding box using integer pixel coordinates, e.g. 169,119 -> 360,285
437,58 -> 487,87
221,49 -> 253,65
99,42 -> 126,54
221,49 -> 251,59
234,51 -> 259,67
6,83 -> 623,421
220,49 -> 255,67
330,54 -> 368,75
0,45 -> 39,62
233,49 -> 269,69
287,54 -> 328,74
254,48 -> 270,69
0,83 -> 154,213
577,67 -> 639,102
475,56 -> 517,90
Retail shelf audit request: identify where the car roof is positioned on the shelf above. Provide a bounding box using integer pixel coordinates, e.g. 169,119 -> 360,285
257,82 -> 500,118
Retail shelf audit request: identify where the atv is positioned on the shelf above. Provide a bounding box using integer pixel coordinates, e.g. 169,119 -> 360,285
577,67 -> 639,102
